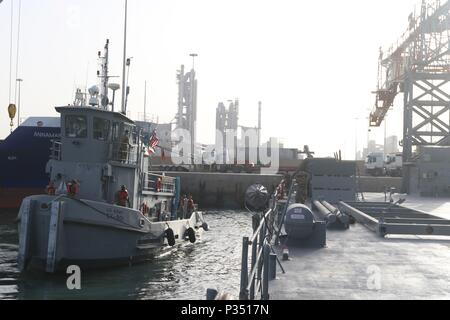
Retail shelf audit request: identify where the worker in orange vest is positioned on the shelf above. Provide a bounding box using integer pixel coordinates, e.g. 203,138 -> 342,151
155,177 -> 162,193
187,195 -> 195,217
276,182 -> 284,200
179,194 -> 188,219
66,180 -> 79,198
46,181 -> 56,195
117,185 -> 131,207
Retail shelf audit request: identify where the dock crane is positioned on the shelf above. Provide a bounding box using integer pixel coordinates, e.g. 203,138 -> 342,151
369,0 -> 450,192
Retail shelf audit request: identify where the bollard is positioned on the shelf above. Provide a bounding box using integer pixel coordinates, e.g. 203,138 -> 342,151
269,253 -> 277,280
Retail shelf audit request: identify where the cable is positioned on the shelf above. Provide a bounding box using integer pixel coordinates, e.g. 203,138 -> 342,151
14,0 -> 22,105
8,0 -> 14,103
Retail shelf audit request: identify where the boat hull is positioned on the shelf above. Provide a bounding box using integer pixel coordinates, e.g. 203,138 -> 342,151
0,187 -> 43,210
17,195 -> 205,273
0,118 -> 60,210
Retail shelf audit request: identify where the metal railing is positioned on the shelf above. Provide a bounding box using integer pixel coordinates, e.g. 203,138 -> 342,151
239,184 -> 287,300
143,172 -> 176,195
50,140 -> 62,160
109,142 -> 139,165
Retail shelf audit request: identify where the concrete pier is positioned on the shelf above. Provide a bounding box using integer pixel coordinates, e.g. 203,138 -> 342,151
164,172 -> 283,209
159,172 -> 401,209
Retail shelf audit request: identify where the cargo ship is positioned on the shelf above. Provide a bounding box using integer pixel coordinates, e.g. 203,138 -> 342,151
0,117 -> 60,209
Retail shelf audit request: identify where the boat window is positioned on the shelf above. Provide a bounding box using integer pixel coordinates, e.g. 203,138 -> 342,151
93,117 -> 110,141
65,115 -> 87,138
112,122 -> 120,141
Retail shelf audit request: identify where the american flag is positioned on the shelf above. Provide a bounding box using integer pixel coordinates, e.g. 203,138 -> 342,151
148,130 -> 159,155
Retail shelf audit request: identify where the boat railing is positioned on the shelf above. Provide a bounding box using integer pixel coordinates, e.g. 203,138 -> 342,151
50,140 -> 62,160
143,172 -> 176,195
109,142 -> 138,165
239,183 -> 287,301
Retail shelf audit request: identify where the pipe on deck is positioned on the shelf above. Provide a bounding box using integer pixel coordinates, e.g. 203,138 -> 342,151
321,200 -> 350,225
313,200 -> 337,224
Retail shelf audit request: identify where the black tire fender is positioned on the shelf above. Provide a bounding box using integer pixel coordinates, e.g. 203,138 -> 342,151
165,228 -> 176,247
185,227 -> 196,243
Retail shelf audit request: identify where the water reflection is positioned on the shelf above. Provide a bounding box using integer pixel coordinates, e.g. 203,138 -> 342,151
0,210 -> 252,300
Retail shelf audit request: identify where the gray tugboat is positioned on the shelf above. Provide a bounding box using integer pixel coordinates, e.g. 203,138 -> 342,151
16,40 -> 207,273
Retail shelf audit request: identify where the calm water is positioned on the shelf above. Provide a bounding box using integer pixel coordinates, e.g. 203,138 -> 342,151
0,210 -> 252,300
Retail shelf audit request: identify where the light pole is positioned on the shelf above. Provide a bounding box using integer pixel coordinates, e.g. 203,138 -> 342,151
16,78 -> 23,127
354,117 -> 359,161
190,53 -> 198,70
384,115 -> 387,155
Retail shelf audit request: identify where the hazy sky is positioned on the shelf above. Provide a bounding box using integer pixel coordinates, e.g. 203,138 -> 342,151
0,0 -> 420,158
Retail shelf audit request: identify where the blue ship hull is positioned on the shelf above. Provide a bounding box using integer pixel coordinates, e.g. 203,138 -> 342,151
0,118 -> 60,209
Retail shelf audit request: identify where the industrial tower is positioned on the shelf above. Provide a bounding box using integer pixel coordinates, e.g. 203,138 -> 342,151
176,64 -> 198,161
216,99 -> 239,164
216,100 -> 239,134
370,0 -> 450,193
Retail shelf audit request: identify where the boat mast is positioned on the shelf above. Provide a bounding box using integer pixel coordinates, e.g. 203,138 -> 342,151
98,39 -> 110,109
121,0 -> 128,115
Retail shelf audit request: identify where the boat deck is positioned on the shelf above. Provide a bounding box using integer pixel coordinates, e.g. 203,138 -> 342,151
270,194 -> 450,300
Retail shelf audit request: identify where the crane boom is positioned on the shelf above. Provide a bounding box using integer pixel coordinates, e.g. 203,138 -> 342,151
370,0 -> 450,127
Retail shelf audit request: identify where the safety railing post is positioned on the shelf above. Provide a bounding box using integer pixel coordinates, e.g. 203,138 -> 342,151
262,244 -> 271,300
275,181 -> 296,245
257,216 -> 265,284
249,238 -> 257,299
249,214 -> 260,300
239,237 -> 250,300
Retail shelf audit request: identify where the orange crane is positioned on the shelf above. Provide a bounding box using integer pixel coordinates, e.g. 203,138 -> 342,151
369,0 -> 450,192
370,0 -> 450,128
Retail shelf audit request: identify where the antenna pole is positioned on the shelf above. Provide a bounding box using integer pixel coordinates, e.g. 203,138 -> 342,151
121,0 -> 128,115
144,81 -> 147,122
